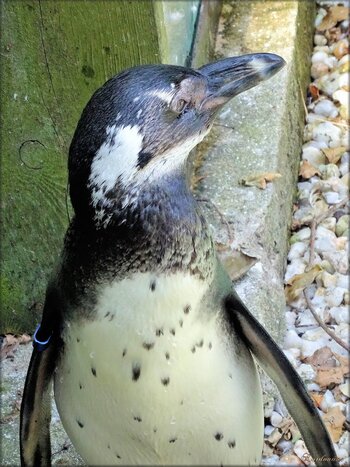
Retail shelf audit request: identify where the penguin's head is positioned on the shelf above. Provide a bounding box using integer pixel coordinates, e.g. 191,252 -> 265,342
69,53 -> 285,225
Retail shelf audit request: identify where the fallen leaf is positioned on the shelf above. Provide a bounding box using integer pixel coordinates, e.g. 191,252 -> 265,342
321,147 -> 347,164
299,160 -> 320,179
315,367 -> 345,388
305,346 -> 336,368
19,334 -> 32,345
216,244 -> 259,281
317,6 -> 349,31
325,26 -> 343,44
309,83 -> 320,100
285,265 -> 323,302
334,353 -> 350,376
0,334 -> 19,360
241,172 -> 282,189
310,393 -> 324,408
321,406 -> 346,442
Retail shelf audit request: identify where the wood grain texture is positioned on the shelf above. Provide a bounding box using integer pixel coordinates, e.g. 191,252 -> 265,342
1,0 -> 161,333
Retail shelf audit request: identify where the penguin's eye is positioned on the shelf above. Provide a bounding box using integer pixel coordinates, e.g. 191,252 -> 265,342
172,98 -> 189,114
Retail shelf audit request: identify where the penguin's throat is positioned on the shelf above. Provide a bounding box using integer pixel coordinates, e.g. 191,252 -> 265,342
91,171 -> 200,235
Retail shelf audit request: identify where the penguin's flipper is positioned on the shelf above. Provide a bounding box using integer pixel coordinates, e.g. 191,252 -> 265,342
20,344 -> 56,466
225,294 -> 339,467
20,286 -> 61,467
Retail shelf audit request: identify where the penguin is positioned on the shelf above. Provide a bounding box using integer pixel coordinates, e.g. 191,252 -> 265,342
20,53 -> 338,467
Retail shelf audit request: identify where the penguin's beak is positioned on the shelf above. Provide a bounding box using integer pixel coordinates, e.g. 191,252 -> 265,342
198,53 -> 286,111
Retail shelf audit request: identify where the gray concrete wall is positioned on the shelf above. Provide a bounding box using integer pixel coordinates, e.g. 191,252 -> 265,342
195,0 -> 315,341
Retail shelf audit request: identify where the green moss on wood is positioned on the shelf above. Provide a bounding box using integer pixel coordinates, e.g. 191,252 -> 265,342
1,0 -> 161,333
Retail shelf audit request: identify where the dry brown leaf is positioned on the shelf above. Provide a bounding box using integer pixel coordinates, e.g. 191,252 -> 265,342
241,172 -> 282,189
305,346 -> 336,368
299,160 -> 320,179
285,265 -> 323,302
321,146 -> 347,164
333,353 -> 350,376
19,334 -> 32,345
317,6 -> 349,31
321,406 -> 346,442
309,83 -> 320,100
310,393 -> 324,408
0,334 -> 19,360
315,367 -> 345,388
325,26 -> 343,43
216,244 -> 259,281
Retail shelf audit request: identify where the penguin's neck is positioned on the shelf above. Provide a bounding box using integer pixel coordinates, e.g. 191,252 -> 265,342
88,166 -> 202,243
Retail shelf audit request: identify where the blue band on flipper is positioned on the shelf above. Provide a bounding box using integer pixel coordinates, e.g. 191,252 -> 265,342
33,324 -> 51,351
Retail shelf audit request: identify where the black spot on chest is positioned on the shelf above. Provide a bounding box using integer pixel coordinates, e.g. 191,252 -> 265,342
143,342 -> 155,350
132,363 -> 141,381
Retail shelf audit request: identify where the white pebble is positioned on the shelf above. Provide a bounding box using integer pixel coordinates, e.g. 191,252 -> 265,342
320,217 -> 336,232
312,122 -> 342,148
297,363 -> 316,381
324,55 -> 338,69
270,411 -> 283,428
301,339 -> 323,358
264,425 -> 275,436
307,382 -> 321,391
312,51 -> 329,63
321,271 -> 337,288
316,70 -> 341,96
320,164 -> 340,179
314,35 -> 327,46
262,454 -> 281,465
287,242 -> 308,261
314,99 -> 339,118
320,390 -> 336,412
325,287 -> 346,307
339,73 -> 349,89
311,62 -> 329,79
330,306 -> 349,324
284,330 -> 303,350
333,89 -> 349,107
306,112 -> 324,124
316,225 -> 336,240
292,227 -> 311,242
323,191 -> 341,204
314,236 -> 337,253
285,311 -> 297,327
277,439 -> 294,453
336,274 -> 348,289
339,152 -> 349,177
284,259 -> 306,282
302,146 -> 326,166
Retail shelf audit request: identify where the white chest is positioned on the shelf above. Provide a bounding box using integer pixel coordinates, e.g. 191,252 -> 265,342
54,272 -> 263,465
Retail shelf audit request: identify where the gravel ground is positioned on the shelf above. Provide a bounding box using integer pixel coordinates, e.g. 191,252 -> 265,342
262,2 -> 349,465
1,2 -> 349,465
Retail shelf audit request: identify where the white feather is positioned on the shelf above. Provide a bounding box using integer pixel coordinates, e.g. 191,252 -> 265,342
55,272 -> 263,465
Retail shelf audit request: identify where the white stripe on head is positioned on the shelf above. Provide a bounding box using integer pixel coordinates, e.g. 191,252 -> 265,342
88,124 -> 143,213
147,89 -> 175,105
